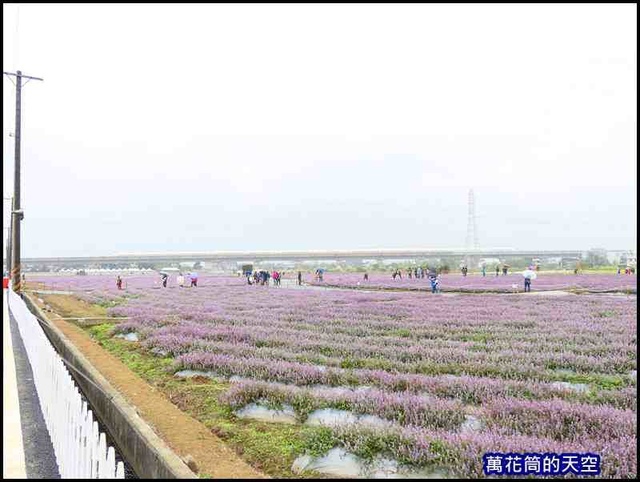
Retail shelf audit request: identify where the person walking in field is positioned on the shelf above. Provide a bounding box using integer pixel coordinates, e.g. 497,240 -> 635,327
502,265 -> 508,276
363,273 -> 369,281
496,265 -> 500,277
297,271 -> 302,286
116,276 -> 123,290
177,273 -> 185,287
481,265 -> 486,277
429,273 -> 440,293
523,266 -> 536,293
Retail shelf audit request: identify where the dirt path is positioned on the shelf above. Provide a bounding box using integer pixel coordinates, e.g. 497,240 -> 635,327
29,293 -> 266,479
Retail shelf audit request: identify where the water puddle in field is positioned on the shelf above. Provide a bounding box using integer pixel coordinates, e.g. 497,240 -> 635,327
292,448 -> 454,478
551,381 -> 589,393
368,457 -> 399,478
304,408 -> 394,430
235,403 -> 297,424
305,408 -> 359,427
460,414 -> 484,433
358,414 -> 393,429
292,448 -> 363,477
367,456 -> 454,479
115,332 -> 139,342
310,384 -> 374,396
173,369 -> 225,381
310,385 -> 354,396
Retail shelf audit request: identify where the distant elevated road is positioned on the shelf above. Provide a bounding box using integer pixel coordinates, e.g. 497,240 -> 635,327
21,248 -> 592,267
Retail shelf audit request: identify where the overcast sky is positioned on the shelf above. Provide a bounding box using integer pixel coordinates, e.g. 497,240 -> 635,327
2,3 -> 637,257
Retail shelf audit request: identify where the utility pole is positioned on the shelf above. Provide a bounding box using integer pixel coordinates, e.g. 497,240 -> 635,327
4,70 -> 43,292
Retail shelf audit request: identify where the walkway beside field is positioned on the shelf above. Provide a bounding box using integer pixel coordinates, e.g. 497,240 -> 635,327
3,288 -> 26,478
3,288 -> 60,478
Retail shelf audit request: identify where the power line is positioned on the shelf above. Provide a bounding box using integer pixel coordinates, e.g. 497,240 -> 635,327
15,4 -> 20,70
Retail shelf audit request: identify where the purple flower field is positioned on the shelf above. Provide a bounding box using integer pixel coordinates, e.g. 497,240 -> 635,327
309,272 -> 637,293
31,274 -> 637,477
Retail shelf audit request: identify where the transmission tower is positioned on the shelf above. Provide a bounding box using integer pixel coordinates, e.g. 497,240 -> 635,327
465,189 -> 479,250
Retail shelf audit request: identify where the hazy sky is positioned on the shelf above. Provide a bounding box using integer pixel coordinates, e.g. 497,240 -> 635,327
2,3 -> 637,257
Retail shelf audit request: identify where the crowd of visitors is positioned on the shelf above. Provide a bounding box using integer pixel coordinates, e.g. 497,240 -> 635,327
247,270 -> 285,286
152,272 -> 198,288
393,267 -> 439,280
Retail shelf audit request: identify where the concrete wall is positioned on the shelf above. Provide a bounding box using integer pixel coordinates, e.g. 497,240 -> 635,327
23,294 -> 197,479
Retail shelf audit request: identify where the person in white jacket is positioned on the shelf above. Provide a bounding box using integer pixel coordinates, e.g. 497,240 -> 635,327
177,273 -> 185,288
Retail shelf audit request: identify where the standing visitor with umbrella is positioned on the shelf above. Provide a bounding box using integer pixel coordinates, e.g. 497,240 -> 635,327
522,266 -> 537,293
190,272 -> 198,287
